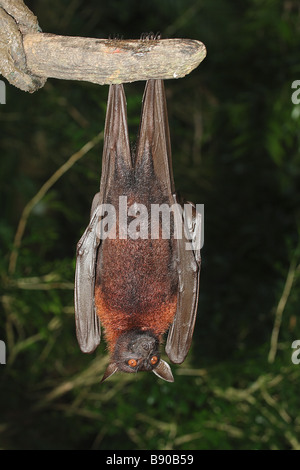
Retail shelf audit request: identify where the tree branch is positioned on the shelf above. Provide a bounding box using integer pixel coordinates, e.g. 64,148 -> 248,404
268,256 -> 299,364
0,0 -> 206,89
23,34 -> 207,85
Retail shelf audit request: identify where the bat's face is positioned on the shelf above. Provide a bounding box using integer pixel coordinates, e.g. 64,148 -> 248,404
101,329 -> 175,382
112,330 -> 160,373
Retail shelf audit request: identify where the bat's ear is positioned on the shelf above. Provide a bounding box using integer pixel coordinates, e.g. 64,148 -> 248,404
152,359 -> 174,382
100,362 -> 118,383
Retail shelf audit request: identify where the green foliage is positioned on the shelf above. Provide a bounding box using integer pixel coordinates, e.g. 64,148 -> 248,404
0,0 -> 300,450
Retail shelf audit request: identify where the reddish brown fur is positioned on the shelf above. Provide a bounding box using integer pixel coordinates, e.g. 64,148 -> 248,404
95,287 -> 177,353
95,234 -> 178,352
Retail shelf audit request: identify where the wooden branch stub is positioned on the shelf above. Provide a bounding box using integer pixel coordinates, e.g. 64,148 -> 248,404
23,34 -> 207,85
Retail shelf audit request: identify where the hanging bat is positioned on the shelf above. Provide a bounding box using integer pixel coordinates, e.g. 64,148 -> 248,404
75,79 -> 201,382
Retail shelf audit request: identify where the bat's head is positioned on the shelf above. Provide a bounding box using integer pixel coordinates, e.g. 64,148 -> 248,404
101,329 -> 174,383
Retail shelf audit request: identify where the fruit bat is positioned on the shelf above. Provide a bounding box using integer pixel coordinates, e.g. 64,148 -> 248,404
75,79 -> 201,382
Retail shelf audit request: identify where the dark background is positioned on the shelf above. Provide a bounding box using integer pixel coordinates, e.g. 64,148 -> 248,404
0,0 -> 300,450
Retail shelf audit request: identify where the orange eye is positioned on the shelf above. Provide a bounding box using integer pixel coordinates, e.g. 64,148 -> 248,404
128,359 -> 137,368
150,356 -> 158,365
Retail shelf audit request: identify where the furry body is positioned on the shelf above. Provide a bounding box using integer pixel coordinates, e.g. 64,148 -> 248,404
94,160 -> 178,352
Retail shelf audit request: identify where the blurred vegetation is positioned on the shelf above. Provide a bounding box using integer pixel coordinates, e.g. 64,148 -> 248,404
0,0 -> 300,450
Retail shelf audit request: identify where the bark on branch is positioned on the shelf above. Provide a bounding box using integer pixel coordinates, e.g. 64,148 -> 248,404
0,0 -> 206,91
0,0 -> 46,92
23,34 -> 207,86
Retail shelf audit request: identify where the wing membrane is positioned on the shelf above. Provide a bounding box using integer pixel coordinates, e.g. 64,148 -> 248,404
75,202 -> 101,353
165,200 -> 201,364
135,79 -> 175,195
